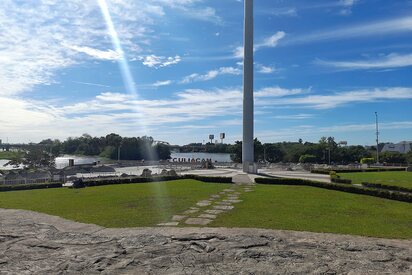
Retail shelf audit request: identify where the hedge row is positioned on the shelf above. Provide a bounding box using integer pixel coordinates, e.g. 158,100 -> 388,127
311,167 -> 406,174
83,174 -> 233,187
361,182 -> 412,194
0,182 -> 62,192
331,177 -> 352,184
254,177 -> 412,203
83,176 -> 181,187
0,175 -> 233,192
182,174 -> 233,183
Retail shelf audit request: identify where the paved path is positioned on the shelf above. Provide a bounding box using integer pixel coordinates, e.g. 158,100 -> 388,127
259,169 -> 331,183
158,183 -> 256,227
1,208 -> 411,274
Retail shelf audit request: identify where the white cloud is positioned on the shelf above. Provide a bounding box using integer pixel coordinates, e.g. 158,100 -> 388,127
66,45 -> 122,60
257,64 -> 276,74
315,53 -> 412,70
257,31 -> 286,48
2,85 -> 412,143
285,16 -> 412,45
140,55 -> 182,68
233,31 -> 286,59
152,80 -> 173,87
272,114 -> 315,120
274,87 -> 412,109
181,67 -> 241,83
258,121 -> 412,143
0,0 -> 217,96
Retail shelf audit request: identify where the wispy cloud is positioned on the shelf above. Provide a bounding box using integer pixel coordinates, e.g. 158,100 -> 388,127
233,31 -> 286,59
258,121 -> 412,143
315,53 -> 412,70
66,45 -> 122,60
139,55 -> 182,68
181,67 -> 241,83
284,16 -> 412,45
0,0 -> 217,96
152,80 -> 173,87
72,81 -> 111,88
2,85 -> 412,142
274,87 -> 412,109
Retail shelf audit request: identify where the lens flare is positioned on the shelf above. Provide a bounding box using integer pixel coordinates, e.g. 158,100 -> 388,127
97,0 -> 157,161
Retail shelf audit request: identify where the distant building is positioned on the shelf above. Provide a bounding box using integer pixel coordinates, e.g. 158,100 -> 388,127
381,141 -> 412,154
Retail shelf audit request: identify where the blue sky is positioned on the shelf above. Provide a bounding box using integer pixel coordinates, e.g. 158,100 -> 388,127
1,0 -> 412,145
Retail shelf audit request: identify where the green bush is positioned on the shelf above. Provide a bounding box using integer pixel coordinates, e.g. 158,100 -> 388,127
360,158 -> 375,165
82,175 -> 233,187
361,182 -> 412,193
254,177 -> 412,203
0,182 -> 62,192
182,174 -> 233,183
311,168 -> 406,174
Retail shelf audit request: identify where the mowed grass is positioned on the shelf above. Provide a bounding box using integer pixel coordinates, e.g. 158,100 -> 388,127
0,179 -> 229,227
210,185 -> 412,239
339,171 -> 412,188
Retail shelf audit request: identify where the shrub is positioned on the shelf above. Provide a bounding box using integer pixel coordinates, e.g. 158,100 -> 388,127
254,177 -> 412,203
311,168 -> 406,174
0,182 -> 62,192
361,182 -> 412,193
360,158 -> 375,165
182,174 -> 233,183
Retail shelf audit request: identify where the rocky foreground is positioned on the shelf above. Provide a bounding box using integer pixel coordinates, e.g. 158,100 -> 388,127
0,208 -> 411,274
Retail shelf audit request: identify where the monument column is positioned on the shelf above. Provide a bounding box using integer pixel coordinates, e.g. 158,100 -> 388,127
242,0 -> 255,173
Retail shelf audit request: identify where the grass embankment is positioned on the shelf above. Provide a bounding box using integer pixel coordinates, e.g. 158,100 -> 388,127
0,179 -> 229,227
210,185 -> 412,239
0,151 -> 22,160
339,171 -> 412,189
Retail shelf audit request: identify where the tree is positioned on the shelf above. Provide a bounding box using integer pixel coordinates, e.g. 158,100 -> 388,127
263,143 -> 285,163
380,152 -> 406,164
6,146 -> 54,168
406,151 -> 412,164
299,154 -> 317,163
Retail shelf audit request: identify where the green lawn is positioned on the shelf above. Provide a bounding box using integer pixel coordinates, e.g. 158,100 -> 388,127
210,185 -> 412,239
338,171 -> 412,189
1,179 -> 411,239
0,151 -> 23,160
0,179 -> 229,227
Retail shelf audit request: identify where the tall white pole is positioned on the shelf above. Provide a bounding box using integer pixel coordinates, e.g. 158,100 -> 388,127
243,0 -> 254,172
375,112 -> 379,164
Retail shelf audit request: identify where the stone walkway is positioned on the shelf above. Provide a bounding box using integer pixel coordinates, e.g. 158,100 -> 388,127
1,208 -> 411,274
158,183 -> 255,227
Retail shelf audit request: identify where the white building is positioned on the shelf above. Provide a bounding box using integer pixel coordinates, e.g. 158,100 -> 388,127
381,141 -> 412,154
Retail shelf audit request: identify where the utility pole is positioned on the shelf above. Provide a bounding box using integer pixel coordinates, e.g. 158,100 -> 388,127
242,0 -> 255,173
375,112 -> 379,164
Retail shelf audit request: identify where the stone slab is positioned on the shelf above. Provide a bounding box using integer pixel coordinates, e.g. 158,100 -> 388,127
171,215 -> 186,222
196,200 -> 211,207
213,205 -> 234,210
185,218 -> 212,225
205,209 -> 224,215
184,209 -> 199,214
223,199 -> 242,204
157,222 -> 179,226
199,214 -> 217,219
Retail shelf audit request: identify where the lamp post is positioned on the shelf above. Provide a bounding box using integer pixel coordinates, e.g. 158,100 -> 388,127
242,0 -> 255,173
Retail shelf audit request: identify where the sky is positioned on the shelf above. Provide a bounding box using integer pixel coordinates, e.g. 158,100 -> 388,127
1,0 -> 412,146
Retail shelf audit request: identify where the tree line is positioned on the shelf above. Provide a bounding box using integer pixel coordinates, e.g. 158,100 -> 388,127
178,137 -> 411,164
39,133 -> 171,161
